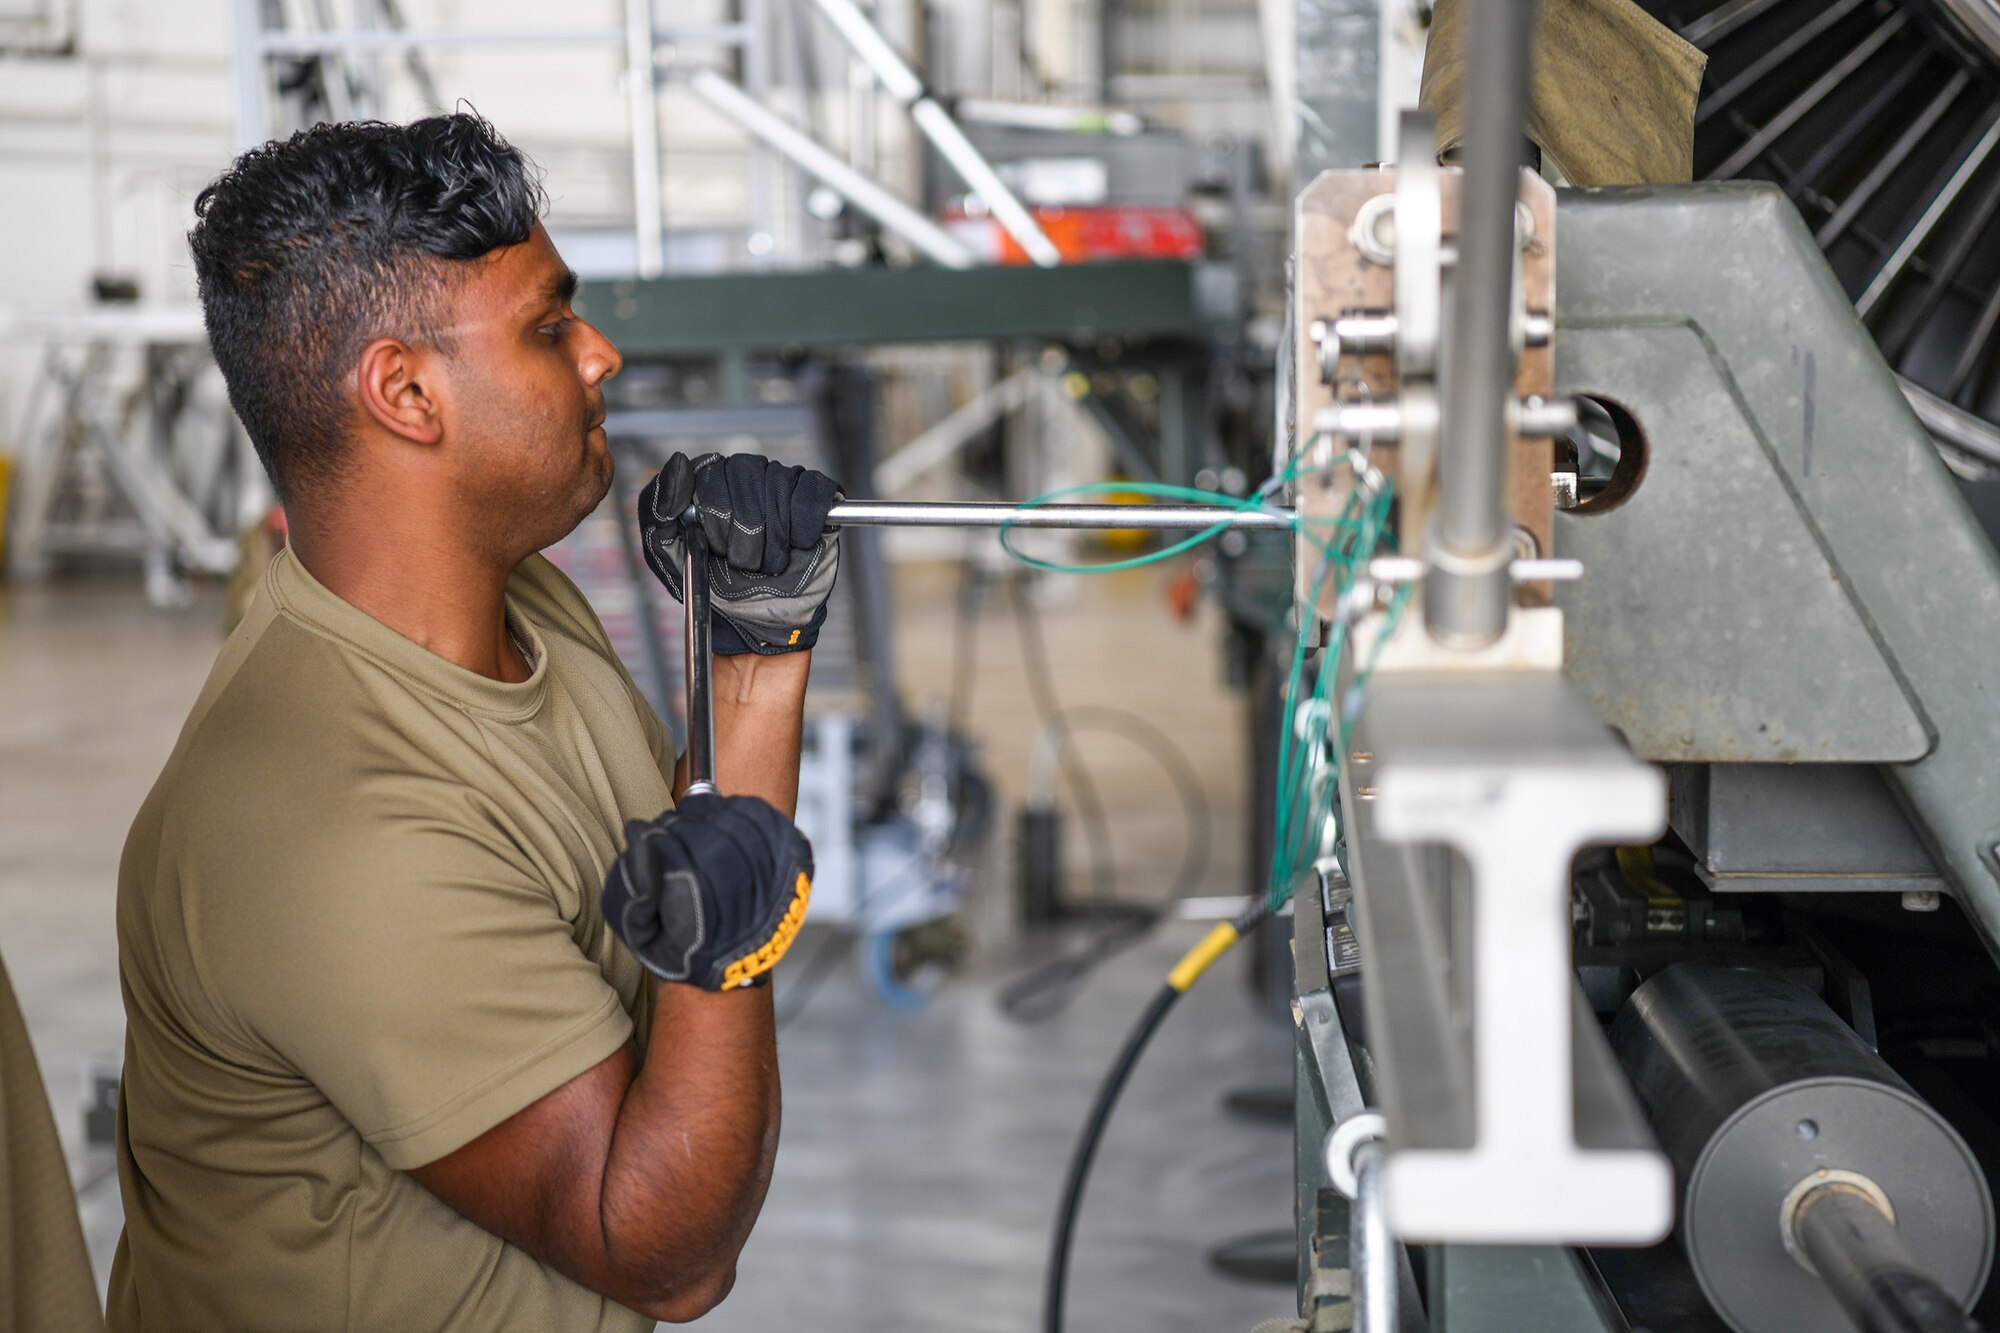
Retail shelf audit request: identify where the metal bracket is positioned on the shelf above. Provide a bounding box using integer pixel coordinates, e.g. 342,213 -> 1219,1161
1340,665 -> 1673,1244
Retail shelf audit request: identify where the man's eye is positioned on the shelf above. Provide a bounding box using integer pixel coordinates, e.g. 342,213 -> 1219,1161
539,319 -> 570,340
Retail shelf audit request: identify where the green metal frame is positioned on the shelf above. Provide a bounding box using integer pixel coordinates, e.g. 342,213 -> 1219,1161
575,259 -> 1226,353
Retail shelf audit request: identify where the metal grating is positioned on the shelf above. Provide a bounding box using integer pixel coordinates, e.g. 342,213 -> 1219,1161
1642,0 -> 2000,449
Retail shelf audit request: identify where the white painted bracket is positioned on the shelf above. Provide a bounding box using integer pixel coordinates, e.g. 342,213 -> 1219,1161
1343,668 -> 1675,1245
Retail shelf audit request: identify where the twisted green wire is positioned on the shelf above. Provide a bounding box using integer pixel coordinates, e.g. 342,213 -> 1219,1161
986,463 -> 1400,917
1263,481 -> 1396,912
996,479 -> 1338,575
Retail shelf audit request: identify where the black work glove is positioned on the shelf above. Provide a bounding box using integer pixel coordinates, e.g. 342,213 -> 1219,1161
602,792 -> 815,991
637,452 -> 842,656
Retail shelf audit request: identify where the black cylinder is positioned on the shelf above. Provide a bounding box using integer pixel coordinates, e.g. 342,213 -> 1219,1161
1017,804 -> 1064,926
1610,962 -> 1993,1333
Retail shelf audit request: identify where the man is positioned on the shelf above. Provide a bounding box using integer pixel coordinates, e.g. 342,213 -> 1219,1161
112,113 -> 839,1330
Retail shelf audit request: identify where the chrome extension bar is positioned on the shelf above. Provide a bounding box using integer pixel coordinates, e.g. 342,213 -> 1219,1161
825,499 -> 1294,531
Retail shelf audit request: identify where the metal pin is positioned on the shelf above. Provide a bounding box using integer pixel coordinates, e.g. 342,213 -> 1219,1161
826,499 -> 1294,531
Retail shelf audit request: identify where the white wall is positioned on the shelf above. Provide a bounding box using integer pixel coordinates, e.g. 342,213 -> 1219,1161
0,0 -> 782,453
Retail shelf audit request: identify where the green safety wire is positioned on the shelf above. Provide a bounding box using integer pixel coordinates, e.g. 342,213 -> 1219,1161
991,450 -> 1402,918
1263,477 -> 1397,914
998,479 -> 1298,574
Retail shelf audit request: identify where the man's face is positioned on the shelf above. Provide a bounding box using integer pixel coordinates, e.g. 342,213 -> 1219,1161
436,225 -> 623,558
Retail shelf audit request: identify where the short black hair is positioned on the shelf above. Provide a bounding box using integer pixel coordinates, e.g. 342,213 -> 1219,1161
189,113 -> 545,502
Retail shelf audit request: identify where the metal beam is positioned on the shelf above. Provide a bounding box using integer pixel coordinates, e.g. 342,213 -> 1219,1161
1711,11 -> 1907,182
1815,71 -> 1969,248
1339,667 -> 1671,1244
625,0 -> 664,278
687,70 -> 975,270
575,260 -> 1223,353
807,0 -> 1062,266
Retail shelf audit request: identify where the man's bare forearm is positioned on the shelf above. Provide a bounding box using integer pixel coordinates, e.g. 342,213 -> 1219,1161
596,983 -> 780,1317
673,650 -> 811,817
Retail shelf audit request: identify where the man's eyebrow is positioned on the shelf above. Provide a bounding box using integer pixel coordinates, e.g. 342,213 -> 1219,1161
522,267 -> 579,315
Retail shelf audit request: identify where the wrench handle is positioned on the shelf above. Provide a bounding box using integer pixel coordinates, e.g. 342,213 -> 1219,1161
680,507 -> 718,798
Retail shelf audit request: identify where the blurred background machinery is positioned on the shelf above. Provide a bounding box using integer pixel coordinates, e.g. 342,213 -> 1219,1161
1639,0 -> 2000,478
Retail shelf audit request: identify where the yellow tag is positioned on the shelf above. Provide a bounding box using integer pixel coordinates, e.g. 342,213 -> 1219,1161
788,629 -> 801,645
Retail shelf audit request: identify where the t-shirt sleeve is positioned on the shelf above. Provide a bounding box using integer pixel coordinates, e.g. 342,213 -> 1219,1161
222,815 -> 634,1171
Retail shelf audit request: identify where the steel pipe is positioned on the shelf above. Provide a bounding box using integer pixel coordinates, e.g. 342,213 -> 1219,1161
687,70 -> 976,270
1695,0 -> 1870,128
1904,373 -> 2000,469
909,99 -> 1064,267
1858,107 -> 2000,316
1678,0 -> 1785,48
954,98 -> 1143,136
1352,1139 -> 1397,1333
625,0 -> 665,278
1711,11 -> 1907,182
1817,72 -> 1968,249
1313,394 -> 1575,443
249,21 -> 755,56
254,27 -> 626,54
826,500 -> 1294,531
807,0 -> 1062,266
1319,310 -> 1550,359
1368,554 -> 1581,584
1427,0 -> 1537,647
1793,1181 -> 1980,1333
678,501 -> 1290,784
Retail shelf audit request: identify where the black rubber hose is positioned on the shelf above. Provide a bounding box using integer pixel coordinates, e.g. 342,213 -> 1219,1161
1041,902 -> 1272,1332
1042,983 -> 1181,1333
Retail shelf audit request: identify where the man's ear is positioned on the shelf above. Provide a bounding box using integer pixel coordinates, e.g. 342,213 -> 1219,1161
355,338 -> 445,446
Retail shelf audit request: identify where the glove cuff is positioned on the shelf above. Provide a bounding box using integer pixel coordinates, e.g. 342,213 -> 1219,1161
717,869 -> 813,990
712,600 -> 829,656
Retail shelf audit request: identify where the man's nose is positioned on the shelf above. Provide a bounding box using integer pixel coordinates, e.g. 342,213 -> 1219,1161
578,321 -> 623,385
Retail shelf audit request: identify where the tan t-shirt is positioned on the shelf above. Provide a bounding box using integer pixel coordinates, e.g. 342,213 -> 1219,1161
110,548 -> 674,1332
2,951 -> 106,1333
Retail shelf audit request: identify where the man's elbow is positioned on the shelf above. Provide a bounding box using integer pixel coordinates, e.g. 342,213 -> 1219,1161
602,1221 -> 743,1323
630,1265 -> 737,1323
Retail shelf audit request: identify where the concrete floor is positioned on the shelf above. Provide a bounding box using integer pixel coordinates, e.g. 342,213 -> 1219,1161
0,560 -> 1296,1332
